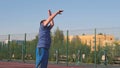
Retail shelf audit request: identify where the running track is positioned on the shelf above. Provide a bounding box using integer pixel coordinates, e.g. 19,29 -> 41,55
0,61 -> 120,68
0,61 -> 80,68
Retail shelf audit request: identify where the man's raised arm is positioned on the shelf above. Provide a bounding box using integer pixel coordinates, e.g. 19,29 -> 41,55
42,10 -> 63,26
48,10 -> 54,29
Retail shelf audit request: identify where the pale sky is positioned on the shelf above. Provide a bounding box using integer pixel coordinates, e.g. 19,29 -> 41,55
0,0 -> 120,35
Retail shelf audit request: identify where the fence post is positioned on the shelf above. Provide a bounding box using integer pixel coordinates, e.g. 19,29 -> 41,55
22,33 -> 27,62
76,49 -> 80,64
8,34 -> 11,61
81,50 -> 83,63
66,30 -> 69,66
104,49 -> 107,67
0,42 -> 2,60
22,38 -> 24,61
94,28 -> 97,68
24,33 -> 27,62
55,49 -> 59,64
24,33 -> 26,61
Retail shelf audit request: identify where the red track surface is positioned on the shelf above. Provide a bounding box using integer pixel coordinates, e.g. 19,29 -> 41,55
0,62 -> 80,68
1,61 -> 120,68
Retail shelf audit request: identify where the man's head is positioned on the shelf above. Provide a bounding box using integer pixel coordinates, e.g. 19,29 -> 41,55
40,19 -> 46,24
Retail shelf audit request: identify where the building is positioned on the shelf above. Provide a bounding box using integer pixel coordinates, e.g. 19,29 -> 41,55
68,34 -> 114,51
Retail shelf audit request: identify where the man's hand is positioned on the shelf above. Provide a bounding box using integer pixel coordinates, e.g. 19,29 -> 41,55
57,10 -> 63,15
48,9 -> 52,16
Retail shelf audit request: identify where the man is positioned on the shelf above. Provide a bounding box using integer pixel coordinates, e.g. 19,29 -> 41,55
36,10 -> 63,68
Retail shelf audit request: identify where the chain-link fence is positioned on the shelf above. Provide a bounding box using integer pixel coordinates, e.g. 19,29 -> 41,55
0,27 -> 120,67
0,33 -> 38,61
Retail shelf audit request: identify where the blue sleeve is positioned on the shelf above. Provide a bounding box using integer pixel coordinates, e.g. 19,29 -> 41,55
40,23 -> 51,30
40,23 -> 45,29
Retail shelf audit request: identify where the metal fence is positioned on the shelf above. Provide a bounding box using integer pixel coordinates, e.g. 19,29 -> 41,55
0,33 -> 38,61
0,27 -> 120,67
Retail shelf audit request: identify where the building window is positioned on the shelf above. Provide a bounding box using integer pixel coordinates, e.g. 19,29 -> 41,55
110,38 -> 112,40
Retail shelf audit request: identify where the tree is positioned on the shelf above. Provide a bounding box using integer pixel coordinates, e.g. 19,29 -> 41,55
49,27 -> 65,61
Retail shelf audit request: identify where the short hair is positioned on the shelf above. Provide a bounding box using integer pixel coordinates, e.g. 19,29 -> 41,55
40,19 -> 46,24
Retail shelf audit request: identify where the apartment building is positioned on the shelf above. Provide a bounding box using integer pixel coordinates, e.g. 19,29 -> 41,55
68,34 -> 114,51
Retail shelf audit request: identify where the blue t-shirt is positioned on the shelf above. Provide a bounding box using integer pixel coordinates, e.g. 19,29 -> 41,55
37,23 -> 51,49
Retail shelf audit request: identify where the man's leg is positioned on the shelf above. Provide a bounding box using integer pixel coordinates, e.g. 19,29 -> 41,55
36,47 -> 45,68
41,48 -> 49,68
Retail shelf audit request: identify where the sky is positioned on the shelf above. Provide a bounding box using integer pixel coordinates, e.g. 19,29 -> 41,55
0,0 -> 120,35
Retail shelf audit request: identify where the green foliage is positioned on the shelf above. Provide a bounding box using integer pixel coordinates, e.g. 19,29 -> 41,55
10,41 -> 22,59
49,27 -> 65,61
